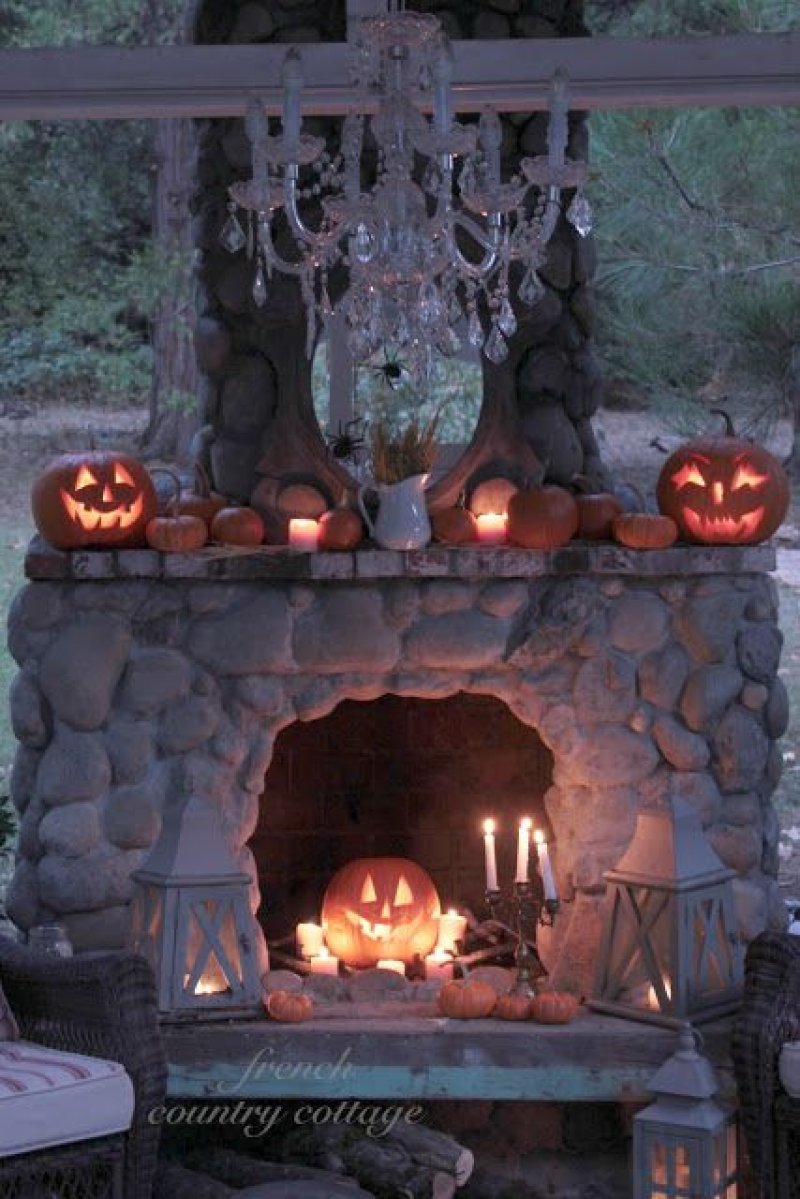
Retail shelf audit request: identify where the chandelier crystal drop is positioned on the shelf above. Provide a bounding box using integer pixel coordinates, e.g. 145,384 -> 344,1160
221,3 -> 590,377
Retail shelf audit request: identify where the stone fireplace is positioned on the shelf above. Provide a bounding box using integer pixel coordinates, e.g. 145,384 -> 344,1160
5,541 -> 787,996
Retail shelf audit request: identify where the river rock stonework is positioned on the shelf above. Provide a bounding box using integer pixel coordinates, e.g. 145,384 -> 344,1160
5,549 -> 787,991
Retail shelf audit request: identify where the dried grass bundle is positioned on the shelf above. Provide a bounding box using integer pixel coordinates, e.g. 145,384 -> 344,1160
370,413 -> 440,485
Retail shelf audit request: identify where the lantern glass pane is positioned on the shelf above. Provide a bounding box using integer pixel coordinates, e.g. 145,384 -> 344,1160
184,896 -> 244,996
692,895 -> 733,996
608,884 -> 674,1012
726,1122 -> 737,1173
675,1144 -> 692,1194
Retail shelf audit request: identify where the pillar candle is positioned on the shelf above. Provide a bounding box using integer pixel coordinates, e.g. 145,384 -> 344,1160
296,922 -> 324,959
515,817 -> 532,883
309,947 -> 338,976
288,518 -> 319,552
425,949 -> 454,983
437,909 -> 467,955
533,830 -> 557,901
376,959 -> 406,976
483,818 -> 498,891
476,513 -> 507,545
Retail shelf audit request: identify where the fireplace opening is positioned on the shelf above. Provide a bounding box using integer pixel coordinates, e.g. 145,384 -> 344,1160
252,693 -> 554,950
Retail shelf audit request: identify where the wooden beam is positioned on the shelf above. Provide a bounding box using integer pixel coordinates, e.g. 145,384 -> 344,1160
0,32 -> 798,121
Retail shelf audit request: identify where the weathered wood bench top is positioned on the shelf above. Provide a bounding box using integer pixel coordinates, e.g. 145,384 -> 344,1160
164,1012 -> 736,1103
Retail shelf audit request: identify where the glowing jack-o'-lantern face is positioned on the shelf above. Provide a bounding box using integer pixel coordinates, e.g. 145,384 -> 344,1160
656,417 -> 790,546
31,451 -> 159,550
321,857 -> 442,968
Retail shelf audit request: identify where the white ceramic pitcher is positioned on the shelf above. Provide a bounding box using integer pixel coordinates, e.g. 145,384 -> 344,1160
358,473 -> 431,550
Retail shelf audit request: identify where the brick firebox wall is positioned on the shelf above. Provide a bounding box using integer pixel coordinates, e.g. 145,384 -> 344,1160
252,693 -> 554,944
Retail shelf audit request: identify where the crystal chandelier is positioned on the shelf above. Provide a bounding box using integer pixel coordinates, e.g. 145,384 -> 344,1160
220,3 -> 591,379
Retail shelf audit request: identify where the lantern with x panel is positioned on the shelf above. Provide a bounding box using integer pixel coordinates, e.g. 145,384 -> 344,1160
590,798 -> 744,1027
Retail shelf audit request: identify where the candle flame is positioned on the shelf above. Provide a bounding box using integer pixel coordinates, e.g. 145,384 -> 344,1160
521,817 -> 532,832
533,829 -> 545,845
447,907 -> 457,917
483,818 -> 495,835
318,946 -> 330,959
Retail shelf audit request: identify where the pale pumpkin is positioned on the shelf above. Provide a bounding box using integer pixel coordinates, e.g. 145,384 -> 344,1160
321,857 -> 441,968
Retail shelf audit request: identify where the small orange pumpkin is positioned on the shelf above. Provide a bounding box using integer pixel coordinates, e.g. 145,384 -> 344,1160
529,991 -> 580,1025
438,978 -> 498,1019
31,451 -> 158,550
573,478 -> 624,541
431,507 -> 478,545
210,506 -> 265,546
507,485 -> 579,550
318,506 -> 363,551
266,990 -> 313,1023
146,513 -> 208,553
612,512 -> 678,549
277,482 -> 329,520
493,992 -> 531,1021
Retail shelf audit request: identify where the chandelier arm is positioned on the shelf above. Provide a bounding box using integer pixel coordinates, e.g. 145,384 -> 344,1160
448,211 -> 503,278
283,168 -> 347,259
538,184 -> 562,245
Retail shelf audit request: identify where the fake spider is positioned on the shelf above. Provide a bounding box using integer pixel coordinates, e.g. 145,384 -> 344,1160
372,348 -> 409,391
326,417 -> 367,462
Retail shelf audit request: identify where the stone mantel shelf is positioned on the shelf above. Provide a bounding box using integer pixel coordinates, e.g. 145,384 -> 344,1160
163,1012 -> 736,1103
25,538 -> 776,583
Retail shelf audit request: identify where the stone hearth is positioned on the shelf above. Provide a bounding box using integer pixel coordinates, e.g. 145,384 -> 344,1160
5,540 -> 787,996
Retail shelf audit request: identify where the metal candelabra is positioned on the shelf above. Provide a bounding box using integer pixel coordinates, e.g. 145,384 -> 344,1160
485,866 -> 559,998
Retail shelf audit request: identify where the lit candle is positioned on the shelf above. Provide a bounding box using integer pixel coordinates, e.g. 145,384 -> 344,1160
483,818 -> 498,892
425,949 -> 454,983
376,959 -> 406,976
309,947 -> 338,976
515,817 -> 532,883
533,830 -> 557,901
476,513 -> 507,545
436,909 -> 467,955
288,518 -> 320,552
296,921 -> 324,959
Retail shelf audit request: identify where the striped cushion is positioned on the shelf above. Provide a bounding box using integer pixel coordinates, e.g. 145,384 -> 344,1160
0,982 -> 18,1042
0,1041 -> 134,1158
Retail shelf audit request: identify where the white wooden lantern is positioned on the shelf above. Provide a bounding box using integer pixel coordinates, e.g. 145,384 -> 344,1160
129,796 -> 262,1020
591,798 -> 743,1026
633,1024 -> 739,1199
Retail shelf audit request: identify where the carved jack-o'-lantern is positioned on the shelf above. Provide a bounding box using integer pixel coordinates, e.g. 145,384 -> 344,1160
32,451 -> 158,550
321,857 -> 441,968
656,412 -> 790,545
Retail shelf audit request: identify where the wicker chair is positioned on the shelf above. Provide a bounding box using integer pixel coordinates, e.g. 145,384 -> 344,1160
0,941 -> 167,1199
732,931 -> 800,1199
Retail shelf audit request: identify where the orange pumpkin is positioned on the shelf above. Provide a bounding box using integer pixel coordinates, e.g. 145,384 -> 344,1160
656,411 -> 790,545
277,482 -> 329,520
210,506 -> 265,546
431,507 -> 478,545
493,992 -> 531,1021
613,512 -> 678,550
438,978 -> 497,1019
507,485 -> 579,550
318,506 -> 363,551
175,464 -> 227,525
266,990 -> 313,1023
146,513 -> 208,553
529,991 -> 580,1025
31,451 -> 158,550
575,491 -> 624,540
321,857 -> 441,969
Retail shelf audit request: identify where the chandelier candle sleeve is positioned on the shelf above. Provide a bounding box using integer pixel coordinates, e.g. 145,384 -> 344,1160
297,922 -> 325,959
437,910 -> 467,954
483,819 -> 498,891
309,947 -> 339,976
476,513 -> 507,545
289,518 -> 320,552
516,818 -> 533,884
534,830 -> 557,901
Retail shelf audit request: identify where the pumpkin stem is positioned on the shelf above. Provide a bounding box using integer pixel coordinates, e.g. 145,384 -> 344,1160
710,407 -> 737,438
571,473 -> 592,495
625,481 -> 647,512
194,461 -> 213,499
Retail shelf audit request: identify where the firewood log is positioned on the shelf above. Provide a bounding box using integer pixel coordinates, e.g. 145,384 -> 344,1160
188,1146 -> 369,1195
383,1122 -> 474,1187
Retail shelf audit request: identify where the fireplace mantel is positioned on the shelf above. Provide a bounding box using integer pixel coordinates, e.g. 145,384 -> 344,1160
24,539 -> 776,582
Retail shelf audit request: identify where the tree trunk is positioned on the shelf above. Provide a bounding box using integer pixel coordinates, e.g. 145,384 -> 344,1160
140,113 -> 198,464
785,346 -> 800,481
